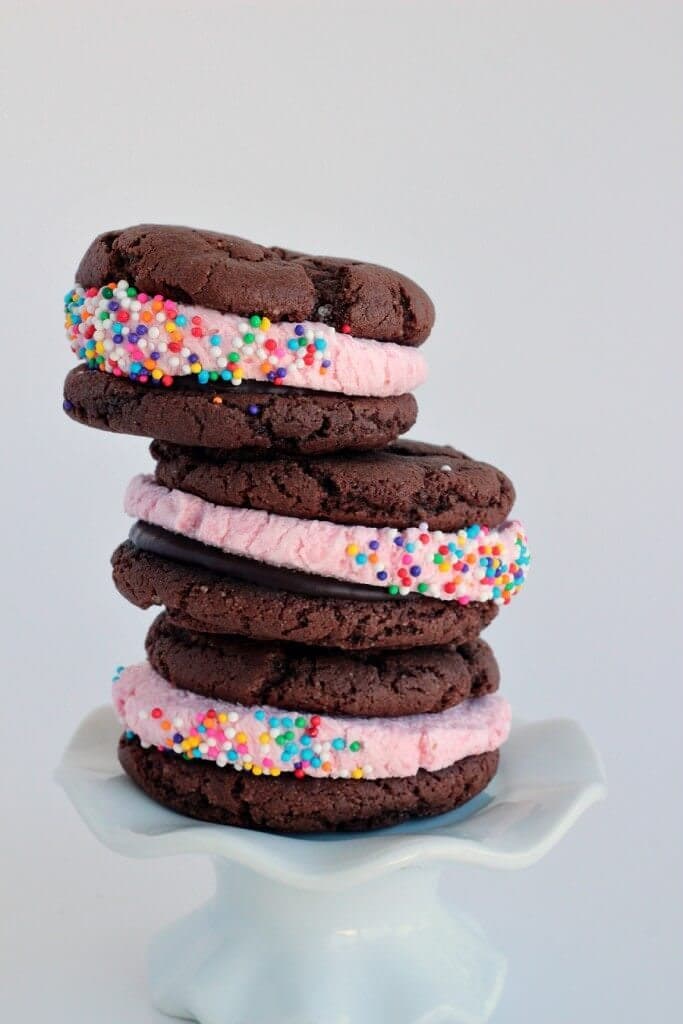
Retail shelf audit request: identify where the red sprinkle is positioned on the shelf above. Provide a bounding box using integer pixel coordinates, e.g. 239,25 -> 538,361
151,708 -> 163,719
340,324 -> 351,334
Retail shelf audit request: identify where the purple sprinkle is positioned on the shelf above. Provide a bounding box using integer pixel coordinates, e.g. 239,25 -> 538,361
267,371 -> 276,382
137,323 -> 148,335
188,353 -> 199,364
63,399 -> 74,412
369,540 -> 380,550
377,570 -> 388,581
322,359 -> 331,368
294,324 -> 305,336
461,564 -> 469,573
108,300 -> 119,311
150,351 -> 160,360
276,367 -> 287,378
248,404 -> 260,416
393,536 -> 404,547
409,565 -> 421,577
173,733 -> 183,743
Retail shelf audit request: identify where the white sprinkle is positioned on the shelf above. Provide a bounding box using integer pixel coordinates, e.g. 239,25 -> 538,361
441,464 -> 452,472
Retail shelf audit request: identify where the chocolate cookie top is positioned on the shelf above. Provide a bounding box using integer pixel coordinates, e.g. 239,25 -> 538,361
150,439 -> 515,531
146,614 -> 499,718
76,224 -> 434,345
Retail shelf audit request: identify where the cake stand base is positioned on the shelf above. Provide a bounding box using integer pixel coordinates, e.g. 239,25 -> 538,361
150,860 -> 505,1024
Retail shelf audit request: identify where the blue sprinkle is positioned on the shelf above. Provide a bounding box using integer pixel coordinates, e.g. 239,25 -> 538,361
301,749 -> 313,761
197,370 -> 209,384
311,756 -> 322,768
288,338 -> 300,350
130,361 -> 142,374
282,717 -> 293,729
276,367 -> 287,378
405,542 -> 416,553
294,324 -> 305,336
269,717 -> 280,728
112,322 -> 122,334
173,733 -> 183,743
281,752 -> 291,763
355,553 -> 367,565
369,540 -> 380,550
410,565 -> 421,577
209,334 -> 221,346
377,570 -> 388,581
332,738 -> 345,751
255,709 -> 266,721
467,525 -> 481,539
175,314 -> 187,326
221,370 -> 233,381
314,338 -> 326,350
227,750 -> 238,762
300,735 -> 312,747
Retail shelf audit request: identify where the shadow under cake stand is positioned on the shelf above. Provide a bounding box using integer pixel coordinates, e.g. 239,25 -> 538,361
57,707 -> 606,1024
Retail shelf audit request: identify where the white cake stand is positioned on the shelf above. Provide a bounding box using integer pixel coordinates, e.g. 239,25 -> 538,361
57,707 -> 606,1024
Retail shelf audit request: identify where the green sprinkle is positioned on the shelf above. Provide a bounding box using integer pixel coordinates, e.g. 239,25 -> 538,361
243,332 -> 255,344
228,351 -> 240,363
126,286 -> 137,297
388,584 -> 399,596
209,372 -> 218,381
349,741 -> 361,752
283,730 -> 294,742
102,287 -> 113,299
417,582 -> 429,594
295,716 -> 307,728
433,553 -> 444,564
249,314 -> 261,328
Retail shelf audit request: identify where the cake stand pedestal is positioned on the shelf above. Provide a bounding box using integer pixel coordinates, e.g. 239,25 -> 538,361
57,708 -> 605,1024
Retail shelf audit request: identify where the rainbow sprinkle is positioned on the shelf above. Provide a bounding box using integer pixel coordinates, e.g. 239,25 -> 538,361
345,521 -> 530,603
64,281 -> 333,388
113,668 -> 367,780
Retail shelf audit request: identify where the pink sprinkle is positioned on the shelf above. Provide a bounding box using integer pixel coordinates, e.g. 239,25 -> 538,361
237,743 -> 249,754
137,293 -> 148,303
262,758 -> 274,768
458,596 -> 470,605
401,554 -> 412,566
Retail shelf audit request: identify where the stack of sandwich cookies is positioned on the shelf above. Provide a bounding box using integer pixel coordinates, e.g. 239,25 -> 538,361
63,224 -> 529,832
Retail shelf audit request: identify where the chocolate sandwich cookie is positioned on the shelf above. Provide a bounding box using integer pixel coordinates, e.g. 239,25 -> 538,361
113,660 -> 509,833
146,613 -> 500,717
119,737 -> 499,833
149,439 -> 516,531
112,538 -> 498,649
63,224 -> 433,451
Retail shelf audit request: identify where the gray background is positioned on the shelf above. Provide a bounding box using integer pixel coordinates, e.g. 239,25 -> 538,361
1,0 -> 681,1020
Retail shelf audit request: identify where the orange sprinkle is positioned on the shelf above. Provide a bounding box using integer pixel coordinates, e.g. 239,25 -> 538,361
212,396 -> 223,405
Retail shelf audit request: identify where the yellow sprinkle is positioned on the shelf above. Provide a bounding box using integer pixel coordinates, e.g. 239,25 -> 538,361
152,368 -> 163,380
165,321 -> 176,333
270,768 -> 281,778
259,732 -> 270,745
346,544 -> 359,556
438,561 -> 450,573
190,363 -> 202,374
351,768 -> 364,780
235,732 -> 247,744
252,765 -> 263,776
218,713 -> 227,724
260,317 -> 271,331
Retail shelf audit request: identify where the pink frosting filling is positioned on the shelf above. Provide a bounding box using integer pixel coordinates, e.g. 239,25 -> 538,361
124,476 -> 530,604
114,662 -> 511,780
66,282 -> 427,398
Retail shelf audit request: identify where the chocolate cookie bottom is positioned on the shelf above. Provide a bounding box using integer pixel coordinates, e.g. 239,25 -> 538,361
112,541 -> 497,650
119,736 -> 499,833
63,365 -> 418,453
